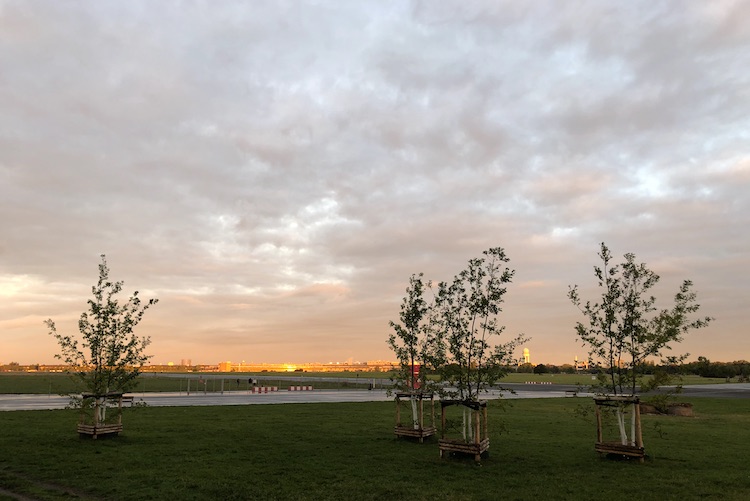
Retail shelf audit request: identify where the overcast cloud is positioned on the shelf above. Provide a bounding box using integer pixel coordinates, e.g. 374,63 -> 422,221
1,0 -> 748,366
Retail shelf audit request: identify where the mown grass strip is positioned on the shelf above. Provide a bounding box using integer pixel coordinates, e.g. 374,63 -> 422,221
1,372 -> 737,396
0,374 -> 380,395
1,398 -> 749,500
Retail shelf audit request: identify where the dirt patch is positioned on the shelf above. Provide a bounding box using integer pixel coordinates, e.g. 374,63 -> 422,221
639,403 -> 659,414
667,403 -> 694,417
0,486 -> 36,501
640,402 -> 694,416
0,469 -> 100,500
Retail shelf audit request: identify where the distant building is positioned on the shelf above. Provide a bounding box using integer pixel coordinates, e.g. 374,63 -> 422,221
215,360 -> 397,373
574,356 -> 590,371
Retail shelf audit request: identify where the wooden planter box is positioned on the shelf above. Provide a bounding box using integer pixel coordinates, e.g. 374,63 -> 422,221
394,392 -> 436,442
439,436 -> 490,460
77,422 -> 124,439
78,392 -> 126,439
439,400 -> 489,462
593,395 -> 644,462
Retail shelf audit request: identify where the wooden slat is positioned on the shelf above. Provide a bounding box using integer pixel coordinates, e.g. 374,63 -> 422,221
77,423 -> 123,439
595,441 -> 645,458
439,438 -> 490,455
394,426 -> 437,438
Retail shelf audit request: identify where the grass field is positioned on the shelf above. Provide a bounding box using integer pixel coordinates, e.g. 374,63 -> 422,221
0,373 -> 380,395
0,372 -> 736,395
1,397 -> 748,500
499,372 -> 735,386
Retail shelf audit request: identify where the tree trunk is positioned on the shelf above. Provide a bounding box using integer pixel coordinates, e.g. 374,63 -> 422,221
96,397 -> 103,424
462,407 -> 474,442
411,396 -> 419,430
617,406 -> 627,445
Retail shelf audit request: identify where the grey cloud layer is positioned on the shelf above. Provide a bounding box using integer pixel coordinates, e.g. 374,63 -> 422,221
1,1 -> 748,364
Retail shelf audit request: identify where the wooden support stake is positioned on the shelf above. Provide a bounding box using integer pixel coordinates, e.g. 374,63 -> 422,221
482,405 -> 488,441
635,401 -> 644,463
395,396 -> 401,427
431,397 -> 435,428
474,409 -> 481,461
419,398 -> 424,429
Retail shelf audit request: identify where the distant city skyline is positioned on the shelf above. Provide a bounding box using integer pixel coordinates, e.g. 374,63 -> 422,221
2,2 -> 748,366
7,346 -> 746,369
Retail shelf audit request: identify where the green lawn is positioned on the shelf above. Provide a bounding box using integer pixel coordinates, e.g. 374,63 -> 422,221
1,372 -> 737,396
500,372 -> 736,386
1,397 -> 748,500
0,373 -> 379,395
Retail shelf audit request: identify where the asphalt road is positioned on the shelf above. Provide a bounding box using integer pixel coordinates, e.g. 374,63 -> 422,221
0,388 -> 566,411
1,383 -> 747,411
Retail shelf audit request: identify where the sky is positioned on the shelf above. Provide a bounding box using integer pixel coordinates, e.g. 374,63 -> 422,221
1,0 -> 748,366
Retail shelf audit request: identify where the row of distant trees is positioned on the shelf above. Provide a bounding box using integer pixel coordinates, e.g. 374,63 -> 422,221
681,357 -> 750,379
3,359 -> 746,380
510,358 -> 749,379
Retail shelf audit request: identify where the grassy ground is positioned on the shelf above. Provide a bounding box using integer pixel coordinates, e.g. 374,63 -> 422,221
0,397 -> 748,500
0,372 -> 736,395
499,373 -> 735,386
0,373 -> 379,395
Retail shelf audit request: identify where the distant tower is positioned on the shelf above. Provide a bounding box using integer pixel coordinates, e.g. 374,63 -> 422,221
574,356 -> 589,371
523,348 -> 530,365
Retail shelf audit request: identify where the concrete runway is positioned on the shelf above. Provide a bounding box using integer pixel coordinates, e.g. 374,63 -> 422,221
1,383 -> 747,411
0,387 -> 580,411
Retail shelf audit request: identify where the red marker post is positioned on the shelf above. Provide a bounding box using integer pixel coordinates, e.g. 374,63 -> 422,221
410,364 -> 421,390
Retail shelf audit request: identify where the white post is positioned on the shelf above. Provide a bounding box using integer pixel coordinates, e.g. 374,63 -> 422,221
411,395 -> 419,430
617,406 -> 627,445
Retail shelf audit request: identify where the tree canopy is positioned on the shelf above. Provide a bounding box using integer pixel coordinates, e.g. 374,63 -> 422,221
387,273 -> 432,392
568,243 -> 712,395
388,247 -> 526,402
46,255 -> 158,396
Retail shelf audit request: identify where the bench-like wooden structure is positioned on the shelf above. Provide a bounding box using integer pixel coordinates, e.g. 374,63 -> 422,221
593,395 -> 644,462
438,400 -> 489,462
78,392 -> 126,439
394,392 -> 436,442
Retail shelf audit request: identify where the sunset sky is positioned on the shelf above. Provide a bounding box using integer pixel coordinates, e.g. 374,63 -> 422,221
1,1 -> 748,366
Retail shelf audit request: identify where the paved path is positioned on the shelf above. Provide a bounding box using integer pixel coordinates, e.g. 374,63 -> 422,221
0,388 -> 579,411
1,384 -> 746,411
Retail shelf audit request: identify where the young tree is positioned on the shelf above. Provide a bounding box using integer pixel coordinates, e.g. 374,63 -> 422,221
388,273 -> 434,431
388,248 -> 526,446
568,243 -> 712,395
387,273 -> 432,392
569,243 -> 712,445
46,255 -> 158,399
431,247 -> 526,403
427,248 -> 526,447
